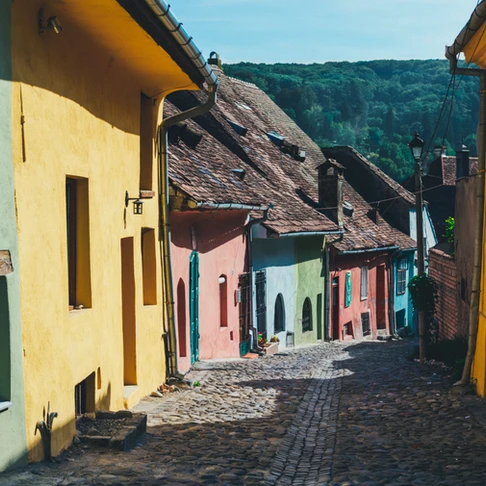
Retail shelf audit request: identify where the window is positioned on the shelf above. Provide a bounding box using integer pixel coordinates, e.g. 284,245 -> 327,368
360,266 -> 368,300
361,312 -> 371,336
397,259 -> 408,295
141,228 -> 157,305
396,309 -> 406,329
302,297 -> 312,332
74,372 -> 95,417
345,271 -> 352,307
139,93 -> 153,190
274,294 -> 285,333
66,177 -> 91,310
219,275 -> 228,327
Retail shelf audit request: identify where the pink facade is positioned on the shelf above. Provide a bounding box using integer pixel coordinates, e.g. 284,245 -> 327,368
330,252 -> 391,341
171,210 -> 249,372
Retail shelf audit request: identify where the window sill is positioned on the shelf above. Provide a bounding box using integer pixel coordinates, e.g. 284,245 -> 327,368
0,401 -> 12,413
69,308 -> 91,317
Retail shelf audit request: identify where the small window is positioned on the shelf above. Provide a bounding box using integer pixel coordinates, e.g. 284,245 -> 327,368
140,93 -> 153,190
219,275 -> 228,327
274,294 -> 285,333
302,297 -> 312,333
397,259 -> 408,295
345,272 -> 352,307
141,228 -> 157,305
360,266 -> 368,300
66,177 -> 91,310
74,372 -> 95,417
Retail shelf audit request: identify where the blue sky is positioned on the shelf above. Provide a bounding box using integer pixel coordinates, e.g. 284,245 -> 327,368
169,0 -> 480,64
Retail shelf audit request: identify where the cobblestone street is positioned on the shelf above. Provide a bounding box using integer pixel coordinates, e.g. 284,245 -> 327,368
2,340 -> 486,486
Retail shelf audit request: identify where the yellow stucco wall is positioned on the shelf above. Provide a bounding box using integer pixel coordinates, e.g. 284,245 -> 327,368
11,0 -> 197,461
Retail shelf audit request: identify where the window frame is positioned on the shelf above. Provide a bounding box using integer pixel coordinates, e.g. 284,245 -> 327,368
360,266 -> 368,301
397,258 -> 408,295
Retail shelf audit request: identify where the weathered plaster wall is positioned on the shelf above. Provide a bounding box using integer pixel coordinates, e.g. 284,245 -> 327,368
294,236 -> 326,345
330,253 -> 390,341
409,207 -> 438,270
171,210 -> 248,372
251,236 -> 295,346
10,0 -> 197,461
0,0 -> 27,472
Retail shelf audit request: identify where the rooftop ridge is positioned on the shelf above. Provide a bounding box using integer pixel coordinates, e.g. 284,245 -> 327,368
227,76 -> 260,89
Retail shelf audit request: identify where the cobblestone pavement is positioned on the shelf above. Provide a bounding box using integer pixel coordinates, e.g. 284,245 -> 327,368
2,340 -> 486,485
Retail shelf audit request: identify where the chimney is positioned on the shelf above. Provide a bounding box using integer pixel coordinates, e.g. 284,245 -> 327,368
318,159 -> 345,228
456,144 -> 470,179
433,145 -> 447,159
367,203 -> 380,224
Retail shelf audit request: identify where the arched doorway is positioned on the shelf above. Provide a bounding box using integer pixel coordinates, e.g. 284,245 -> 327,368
274,293 -> 285,334
302,297 -> 312,333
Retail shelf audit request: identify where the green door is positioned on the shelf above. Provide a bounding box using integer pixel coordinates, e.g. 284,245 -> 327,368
189,251 -> 200,364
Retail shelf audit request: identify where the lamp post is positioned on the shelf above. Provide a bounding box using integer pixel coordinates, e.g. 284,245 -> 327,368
409,132 -> 426,361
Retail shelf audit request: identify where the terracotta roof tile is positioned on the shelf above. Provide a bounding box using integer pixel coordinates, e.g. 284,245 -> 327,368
166,68 -> 415,252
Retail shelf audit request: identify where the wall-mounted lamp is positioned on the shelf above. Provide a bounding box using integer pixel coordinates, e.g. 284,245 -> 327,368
38,8 -> 63,35
125,191 -> 143,215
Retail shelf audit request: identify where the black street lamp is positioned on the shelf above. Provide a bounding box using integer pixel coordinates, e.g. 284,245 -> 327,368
409,131 -> 426,361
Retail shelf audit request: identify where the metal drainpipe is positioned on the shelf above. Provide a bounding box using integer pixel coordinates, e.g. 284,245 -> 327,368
388,251 -> 397,338
323,241 -> 331,341
159,82 -> 219,379
246,209 -> 271,352
459,71 -> 486,385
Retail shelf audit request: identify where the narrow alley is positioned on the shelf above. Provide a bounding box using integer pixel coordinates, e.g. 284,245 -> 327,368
2,340 -> 486,486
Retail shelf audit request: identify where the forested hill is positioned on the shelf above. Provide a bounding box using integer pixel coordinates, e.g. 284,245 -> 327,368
224,60 -> 479,182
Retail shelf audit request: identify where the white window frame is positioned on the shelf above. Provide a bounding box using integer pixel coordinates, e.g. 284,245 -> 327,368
360,265 -> 368,300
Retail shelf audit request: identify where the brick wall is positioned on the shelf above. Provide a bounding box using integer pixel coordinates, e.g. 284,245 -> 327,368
428,247 -> 458,341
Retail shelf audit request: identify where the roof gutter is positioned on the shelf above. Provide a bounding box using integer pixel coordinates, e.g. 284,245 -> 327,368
445,1 -> 486,73
195,202 -> 269,211
144,0 -> 218,88
278,230 -> 344,238
338,245 -> 400,255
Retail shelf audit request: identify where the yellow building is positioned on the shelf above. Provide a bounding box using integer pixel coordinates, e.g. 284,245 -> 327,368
446,2 -> 486,396
11,0 -> 216,461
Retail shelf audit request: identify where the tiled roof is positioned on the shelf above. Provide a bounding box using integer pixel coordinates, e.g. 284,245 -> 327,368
322,146 -> 416,205
166,67 -> 415,251
438,156 -> 478,186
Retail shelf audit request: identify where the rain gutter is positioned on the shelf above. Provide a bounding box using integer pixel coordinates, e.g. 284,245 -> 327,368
278,230 -> 344,238
149,0 -> 219,380
338,245 -> 399,255
144,0 -> 218,87
195,202 -> 269,211
445,1 -> 486,70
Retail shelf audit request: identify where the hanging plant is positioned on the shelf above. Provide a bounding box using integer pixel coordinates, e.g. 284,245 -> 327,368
408,274 -> 439,340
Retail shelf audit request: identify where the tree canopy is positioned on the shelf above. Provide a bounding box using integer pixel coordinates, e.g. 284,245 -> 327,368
224,60 -> 479,182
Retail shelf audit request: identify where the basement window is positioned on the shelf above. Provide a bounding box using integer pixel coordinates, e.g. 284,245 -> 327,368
74,372 -> 95,417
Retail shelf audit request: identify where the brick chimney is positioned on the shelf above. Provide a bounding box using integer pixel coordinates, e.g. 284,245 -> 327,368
318,159 -> 345,228
433,145 -> 447,159
456,144 -> 470,179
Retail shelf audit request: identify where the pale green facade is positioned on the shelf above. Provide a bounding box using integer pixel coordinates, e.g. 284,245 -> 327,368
0,0 -> 27,471
293,236 -> 326,345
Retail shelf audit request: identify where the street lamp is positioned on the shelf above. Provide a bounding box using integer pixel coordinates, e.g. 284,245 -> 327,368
409,132 -> 426,361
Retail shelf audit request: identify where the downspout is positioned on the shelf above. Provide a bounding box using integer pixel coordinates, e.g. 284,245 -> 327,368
388,251 -> 397,338
460,71 -> 486,385
246,209 -> 271,352
323,240 -> 331,341
159,82 -> 219,379
445,37 -> 486,385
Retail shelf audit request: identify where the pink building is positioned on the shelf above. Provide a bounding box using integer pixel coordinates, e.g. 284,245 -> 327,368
171,210 -> 252,372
